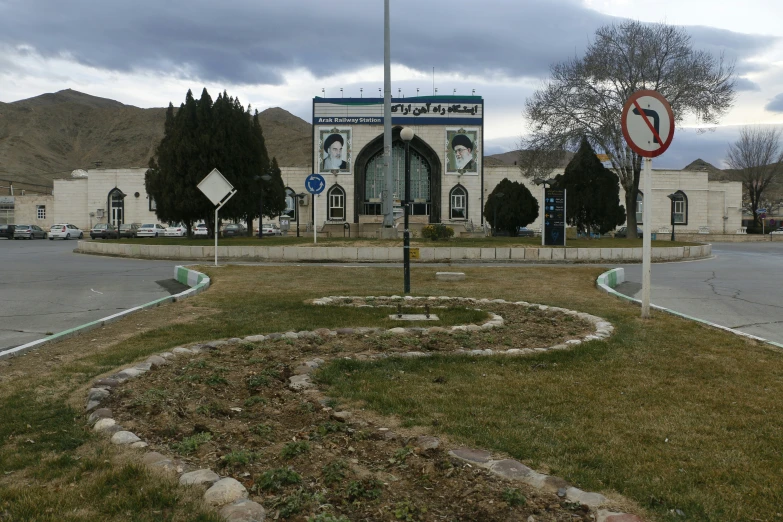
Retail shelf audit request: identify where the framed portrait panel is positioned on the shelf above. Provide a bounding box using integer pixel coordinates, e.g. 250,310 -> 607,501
445,128 -> 479,174
318,127 -> 352,174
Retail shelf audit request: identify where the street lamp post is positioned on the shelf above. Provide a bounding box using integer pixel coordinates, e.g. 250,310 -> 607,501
295,193 -> 306,237
401,127 -> 415,294
492,192 -> 505,236
667,192 -> 683,242
256,172 -> 272,239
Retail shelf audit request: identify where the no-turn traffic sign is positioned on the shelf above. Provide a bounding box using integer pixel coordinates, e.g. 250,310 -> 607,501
621,90 -> 674,158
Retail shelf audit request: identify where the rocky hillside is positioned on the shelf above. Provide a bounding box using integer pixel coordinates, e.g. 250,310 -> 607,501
0,89 -> 312,188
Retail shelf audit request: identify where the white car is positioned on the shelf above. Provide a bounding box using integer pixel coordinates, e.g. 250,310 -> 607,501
136,223 -> 166,238
193,223 -> 209,237
770,228 -> 783,235
164,222 -> 186,237
49,223 -> 84,240
260,223 -> 282,236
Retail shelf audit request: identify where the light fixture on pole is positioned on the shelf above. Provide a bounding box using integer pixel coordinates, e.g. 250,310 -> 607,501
360,88 -> 363,98
667,192 -> 684,241
255,172 -> 272,239
340,88 -> 343,98
321,88 -> 325,97
400,127 -> 415,294
492,192 -> 505,237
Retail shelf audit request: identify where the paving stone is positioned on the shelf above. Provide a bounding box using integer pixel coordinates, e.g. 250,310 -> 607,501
489,459 -> 533,480
388,327 -> 407,335
205,340 -> 228,349
149,459 -> 177,473
401,351 -> 429,358
180,469 -> 221,487
331,411 -> 352,422
142,452 -> 168,466
283,332 -> 299,339
172,347 -> 194,355
159,352 -> 175,359
88,388 -> 110,401
204,477 -> 248,506
85,400 -> 100,412
449,448 -> 492,464
130,441 -> 149,449
88,408 -> 112,424
414,436 -> 440,452
543,475 -> 569,492
288,375 -> 314,390
146,355 -> 168,367
111,431 -> 141,445
134,362 -> 153,371
227,338 -> 243,344
336,328 -> 355,335
116,368 -> 144,379
266,333 -> 284,340
427,327 -> 448,334
220,499 -> 266,522
565,487 -> 607,507
93,378 -> 120,388
244,335 -> 266,342
93,418 -> 117,432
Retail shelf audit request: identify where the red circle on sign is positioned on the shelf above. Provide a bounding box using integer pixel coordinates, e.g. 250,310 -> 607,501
621,90 -> 675,158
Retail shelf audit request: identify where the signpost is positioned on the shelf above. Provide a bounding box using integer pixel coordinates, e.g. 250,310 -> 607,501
757,209 -> 767,234
621,90 -> 675,319
197,168 -> 237,266
543,188 -> 566,246
305,173 -> 326,244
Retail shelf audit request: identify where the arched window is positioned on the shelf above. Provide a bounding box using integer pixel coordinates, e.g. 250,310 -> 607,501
328,185 -> 346,221
364,144 -> 431,216
672,190 -> 688,225
108,188 -> 125,227
282,188 -> 297,220
449,185 -> 468,220
636,192 -> 643,224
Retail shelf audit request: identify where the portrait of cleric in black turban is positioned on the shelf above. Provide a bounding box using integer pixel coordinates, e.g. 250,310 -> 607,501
319,129 -> 352,173
446,129 -> 479,173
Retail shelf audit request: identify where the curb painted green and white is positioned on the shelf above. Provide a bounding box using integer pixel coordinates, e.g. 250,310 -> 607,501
597,268 -> 783,349
0,266 -> 210,361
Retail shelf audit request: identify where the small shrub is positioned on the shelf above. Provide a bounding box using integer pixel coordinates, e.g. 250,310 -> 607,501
321,459 -> 349,486
258,467 -> 302,492
252,423 -> 274,437
172,432 -> 212,455
313,422 -> 347,438
244,396 -> 267,407
220,450 -> 257,468
206,373 -> 228,387
268,488 -> 322,518
281,441 -> 310,460
502,488 -> 526,506
421,224 -> 454,241
394,499 -> 427,521
308,514 -> 350,522
345,479 -> 383,502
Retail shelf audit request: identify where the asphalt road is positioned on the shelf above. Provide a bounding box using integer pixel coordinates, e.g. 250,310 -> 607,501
618,242 -> 783,344
0,238 -> 182,351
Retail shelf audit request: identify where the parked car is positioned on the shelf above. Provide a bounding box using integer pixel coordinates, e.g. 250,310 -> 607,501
614,227 -> 643,238
90,223 -> 119,239
49,223 -> 84,240
136,223 -> 166,238
164,222 -> 186,237
222,223 -> 248,238
14,224 -> 47,239
517,227 -> 537,237
0,224 -> 15,239
259,223 -> 282,237
193,223 -> 209,237
119,223 -> 139,238
770,228 -> 783,235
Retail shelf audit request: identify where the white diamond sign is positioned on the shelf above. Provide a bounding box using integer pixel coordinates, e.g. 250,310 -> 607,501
197,168 -> 234,206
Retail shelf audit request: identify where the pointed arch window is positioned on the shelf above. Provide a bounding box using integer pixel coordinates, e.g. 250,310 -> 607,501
328,185 -> 346,221
450,185 -> 468,220
283,188 -> 297,220
636,192 -> 644,224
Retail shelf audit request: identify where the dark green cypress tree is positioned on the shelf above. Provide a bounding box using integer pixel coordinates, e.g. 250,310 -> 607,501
554,137 -> 625,236
483,178 -> 539,236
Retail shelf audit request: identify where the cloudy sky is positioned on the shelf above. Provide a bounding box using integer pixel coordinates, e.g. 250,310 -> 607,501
1,0 -> 781,169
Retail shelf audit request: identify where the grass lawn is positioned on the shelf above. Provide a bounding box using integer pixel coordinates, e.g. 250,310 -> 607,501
94,236 -> 700,248
1,265 -> 780,521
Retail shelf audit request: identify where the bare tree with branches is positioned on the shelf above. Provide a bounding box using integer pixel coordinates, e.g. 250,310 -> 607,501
726,126 -> 783,228
522,20 -> 735,238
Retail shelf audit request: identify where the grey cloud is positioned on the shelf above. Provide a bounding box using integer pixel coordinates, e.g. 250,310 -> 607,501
734,77 -> 761,91
765,93 -> 783,112
0,0 -> 776,87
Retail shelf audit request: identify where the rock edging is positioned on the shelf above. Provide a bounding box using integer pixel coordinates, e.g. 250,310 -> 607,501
83,296 -> 642,521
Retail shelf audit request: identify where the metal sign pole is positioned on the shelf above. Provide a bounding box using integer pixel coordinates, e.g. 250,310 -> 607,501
213,189 -> 237,267
641,157 -> 652,318
314,194 -> 318,245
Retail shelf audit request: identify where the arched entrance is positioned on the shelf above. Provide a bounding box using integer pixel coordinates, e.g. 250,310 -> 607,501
107,188 -> 126,227
353,127 -> 441,223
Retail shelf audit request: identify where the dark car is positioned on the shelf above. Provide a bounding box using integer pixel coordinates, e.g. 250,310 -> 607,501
0,224 -> 15,239
90,223 -> 120,239
222,223 -> 248,238
14,224 -> 47,239
517,227 -> 537,237
614,227 -> 643,238
119,223 -> 139,238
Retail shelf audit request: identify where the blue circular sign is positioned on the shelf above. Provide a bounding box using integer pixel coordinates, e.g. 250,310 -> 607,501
305,173 -> 326,195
